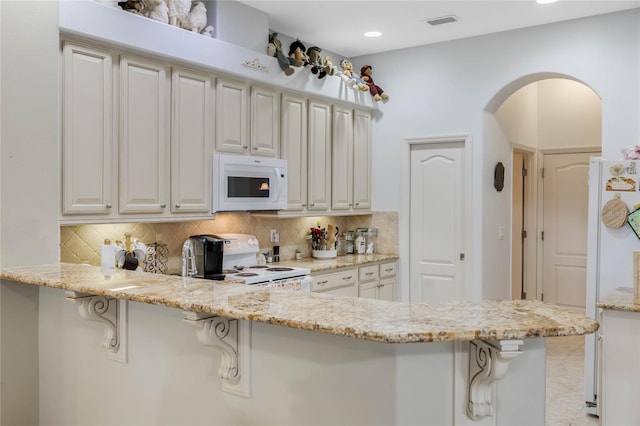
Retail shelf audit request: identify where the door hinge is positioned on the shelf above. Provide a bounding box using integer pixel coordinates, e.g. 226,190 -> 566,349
541,231 -> 544,241
540,168 -> 545,178
522,230 -> 527,239
541,293 -> 544,302
522,167 -> 528,177
521,291 -> 527,299
459,253 -> 465,261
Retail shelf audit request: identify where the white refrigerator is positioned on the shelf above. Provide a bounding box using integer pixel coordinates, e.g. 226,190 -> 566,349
585,157 -> 640,415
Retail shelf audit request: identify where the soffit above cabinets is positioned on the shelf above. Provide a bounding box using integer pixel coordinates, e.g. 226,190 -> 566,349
58,2 -> 376,109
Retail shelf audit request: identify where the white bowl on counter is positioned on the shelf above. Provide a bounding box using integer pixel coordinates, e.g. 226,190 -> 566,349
312,249 -> 337,259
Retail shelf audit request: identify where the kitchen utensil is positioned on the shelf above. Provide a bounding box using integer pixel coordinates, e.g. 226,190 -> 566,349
327,224 -> 336,249
602,193 -> 628,229
121,232 -> 139,270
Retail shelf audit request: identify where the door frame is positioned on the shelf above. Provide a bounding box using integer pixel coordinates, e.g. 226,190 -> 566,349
537,146 -> 601,301
400,134 -> 473,303
511,145 -> 538,301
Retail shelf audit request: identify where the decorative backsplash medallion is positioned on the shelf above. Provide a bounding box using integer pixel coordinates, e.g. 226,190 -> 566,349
60,212 -> 398,275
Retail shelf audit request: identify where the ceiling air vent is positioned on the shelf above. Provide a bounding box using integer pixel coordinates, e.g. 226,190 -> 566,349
425,15 -> 459,26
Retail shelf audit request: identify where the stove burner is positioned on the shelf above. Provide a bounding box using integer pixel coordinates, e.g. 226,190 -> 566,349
248,265 -> 269,269
235,272 -> 259,277
266,267 -> 294,272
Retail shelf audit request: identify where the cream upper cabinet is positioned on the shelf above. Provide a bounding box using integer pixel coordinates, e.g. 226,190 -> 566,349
281,94 -> 308,211
250,85 -> 280,157
332,106 -> 354,210
307,100 -> 332,211
119,55 -> 170,215
215,80 -> 279,157
215,78 -> 249,154
353,109 -> 372,210
171,68 -> 214,214
61,42 -> 115,216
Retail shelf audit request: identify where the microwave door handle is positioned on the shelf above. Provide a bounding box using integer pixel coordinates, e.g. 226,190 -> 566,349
274,168 -> 285,200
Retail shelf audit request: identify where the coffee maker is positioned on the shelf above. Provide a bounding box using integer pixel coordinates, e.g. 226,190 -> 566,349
188,235 -> 225,280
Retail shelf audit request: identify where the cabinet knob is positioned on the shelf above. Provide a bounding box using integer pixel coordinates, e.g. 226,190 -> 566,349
243,146 -> 248,150
355,203 -> 360,206
160,203 -> 166,208
302,203 -> 307,207
310,203 -> 315,207
175,204 -> 181,209
105,203 -> 112,209
252,147 -> 258,151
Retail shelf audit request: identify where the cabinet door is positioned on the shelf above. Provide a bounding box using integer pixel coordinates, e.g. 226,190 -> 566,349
353,109 -> 372,210
307,101 -> 331,211
119,55 -> 170,214
281,94 -> 307,211
332,106 -> 353,210
62,43 -> 115,215
171,68 -> 214,214
378,278 -> 396,301
359,281 -> 379,299
251,85 -> 279,157
215,78 -> 249,154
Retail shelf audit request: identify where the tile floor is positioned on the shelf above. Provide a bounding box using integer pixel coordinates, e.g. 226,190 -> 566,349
546,335 -> 600,426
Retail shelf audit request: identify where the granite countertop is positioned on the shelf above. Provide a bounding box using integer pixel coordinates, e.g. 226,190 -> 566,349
596,287 -> 640,313
1,263 -> 598,343
277,253 -> 398,274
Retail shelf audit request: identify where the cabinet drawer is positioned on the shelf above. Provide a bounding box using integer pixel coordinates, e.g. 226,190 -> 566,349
359,264 -> 379,282
312,269 -> 357,292
379,262 -> 397,278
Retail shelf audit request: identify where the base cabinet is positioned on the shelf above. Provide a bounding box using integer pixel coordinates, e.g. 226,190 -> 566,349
312,261 -> 396,301
600,308 -> 640,424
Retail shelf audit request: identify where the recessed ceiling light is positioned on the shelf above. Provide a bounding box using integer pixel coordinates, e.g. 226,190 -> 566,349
364,31 -> 382,38
536,0 -> 558,4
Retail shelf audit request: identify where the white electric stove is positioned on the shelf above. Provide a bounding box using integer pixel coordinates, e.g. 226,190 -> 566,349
216,234 -> 311,290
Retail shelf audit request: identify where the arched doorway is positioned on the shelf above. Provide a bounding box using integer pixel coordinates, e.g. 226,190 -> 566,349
490,76 -> 602,422
491,77 -> 602,306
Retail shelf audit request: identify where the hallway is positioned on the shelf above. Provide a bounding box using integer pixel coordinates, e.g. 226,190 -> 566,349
546,335 -> 599,426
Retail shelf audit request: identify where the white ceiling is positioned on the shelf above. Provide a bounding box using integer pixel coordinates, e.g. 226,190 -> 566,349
238,0 -> 640,57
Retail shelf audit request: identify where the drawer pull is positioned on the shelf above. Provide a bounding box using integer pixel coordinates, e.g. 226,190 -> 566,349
365,272 -> 374,276
317,280 -> 328,285
343,276 -> 352,280
384,268 -> 393,272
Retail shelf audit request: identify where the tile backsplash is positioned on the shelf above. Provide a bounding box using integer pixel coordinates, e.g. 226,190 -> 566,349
60,212 -> 398,275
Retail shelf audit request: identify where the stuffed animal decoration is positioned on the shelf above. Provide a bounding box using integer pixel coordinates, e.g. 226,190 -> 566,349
323,56 -> 336,77
201,25 -> 214,37
165,0 -> 191,26
180,1 -> 207,33
288,39 -> 308,67
118,0 -> 144,14
360,65 -> 389,102
339,59 -> 369,92
268,33 -> 295,76
306,46 -> 327,78
142,0 -> 169,23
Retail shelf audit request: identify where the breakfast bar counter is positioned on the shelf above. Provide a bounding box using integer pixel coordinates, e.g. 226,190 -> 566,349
0,262 -> 597,343
1,263 -> 598,425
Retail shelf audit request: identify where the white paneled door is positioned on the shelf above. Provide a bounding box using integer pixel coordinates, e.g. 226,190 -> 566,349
542,152 -> 596,309
410,143 -> 465,303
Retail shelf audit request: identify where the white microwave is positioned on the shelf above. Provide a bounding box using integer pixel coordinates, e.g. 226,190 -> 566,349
212,154 -> 287,212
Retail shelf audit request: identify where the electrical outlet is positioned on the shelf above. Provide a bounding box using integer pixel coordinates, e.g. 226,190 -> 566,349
270,229 -> 280,243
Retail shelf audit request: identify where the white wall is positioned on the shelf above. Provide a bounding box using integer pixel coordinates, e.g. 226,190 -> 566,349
495,83 -> 539,149
355,10 -> 639,300
0,2 -> 60,424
